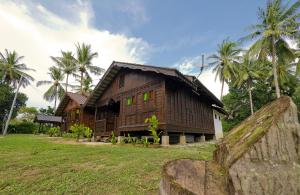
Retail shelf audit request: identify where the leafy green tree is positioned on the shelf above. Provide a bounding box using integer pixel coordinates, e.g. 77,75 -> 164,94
18,106 -> 38,122
75,43 -> 104,93
222,82 -> 275,132
243,0 -> 300,98
234,53 -> 267,115
39,106 -> 55,115
208,39 -> 242,99
74,76 -> 94,93
36,66 -> 65,109
0,49 -> 35,87
51,51 -> 77,92
0,83 -> 27,129
292,85 -> 300,119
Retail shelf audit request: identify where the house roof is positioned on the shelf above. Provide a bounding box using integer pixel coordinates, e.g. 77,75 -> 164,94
212,105 -> 228,115
34,114 -> 62,123
55,92 -> 88,116
85,61 -> 223,108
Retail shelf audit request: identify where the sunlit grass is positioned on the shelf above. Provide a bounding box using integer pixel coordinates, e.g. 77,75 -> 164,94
0,134 -> 214,195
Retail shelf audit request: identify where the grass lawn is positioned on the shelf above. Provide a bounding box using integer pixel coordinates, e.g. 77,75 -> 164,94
0,135 -> 214,195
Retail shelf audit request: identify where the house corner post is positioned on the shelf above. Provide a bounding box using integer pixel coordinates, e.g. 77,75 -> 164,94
179,132 -> 186,145
161,130 -> 169,146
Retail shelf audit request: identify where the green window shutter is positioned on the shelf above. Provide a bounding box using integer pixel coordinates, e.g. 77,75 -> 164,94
143,92 -> 149,101
127,97 -> 132,105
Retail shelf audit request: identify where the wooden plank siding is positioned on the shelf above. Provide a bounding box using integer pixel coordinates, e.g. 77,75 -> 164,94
93,68 -> 215,136
60,99 -> 95,132
164,81 -> 214,134
94,69 -> 166,135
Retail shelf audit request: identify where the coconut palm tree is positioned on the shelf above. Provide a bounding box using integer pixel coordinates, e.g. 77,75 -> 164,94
0,49 -> 35,87
75,43 -> 104,93
234,53 -> 267,115
243,0 -> 300,98
74,76 -> 94,93
36,67 -> 65,109
51,51 -> 77,92
208,39 -> 242,99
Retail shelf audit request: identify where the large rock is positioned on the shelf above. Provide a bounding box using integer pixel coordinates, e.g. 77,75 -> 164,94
160,96 -> 300,195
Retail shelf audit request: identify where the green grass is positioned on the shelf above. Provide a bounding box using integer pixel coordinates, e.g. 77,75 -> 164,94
0,135 -> 214,195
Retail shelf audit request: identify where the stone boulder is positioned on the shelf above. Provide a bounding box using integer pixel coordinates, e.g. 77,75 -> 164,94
160,96 -> 300,195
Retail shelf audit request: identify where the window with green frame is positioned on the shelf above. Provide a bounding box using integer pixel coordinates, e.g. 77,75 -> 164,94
143,92 -> 150,101
127,97 -> 132,106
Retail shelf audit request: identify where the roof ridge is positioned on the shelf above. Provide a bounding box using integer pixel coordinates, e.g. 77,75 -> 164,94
113,61 -> 179,72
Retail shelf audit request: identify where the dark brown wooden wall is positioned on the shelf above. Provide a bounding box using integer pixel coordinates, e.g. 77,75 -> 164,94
96,69 -> 166,131
165,81 -> 215,134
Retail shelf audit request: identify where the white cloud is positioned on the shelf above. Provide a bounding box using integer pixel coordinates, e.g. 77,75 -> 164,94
0,0 -> 150,108
175,55 -> 228,100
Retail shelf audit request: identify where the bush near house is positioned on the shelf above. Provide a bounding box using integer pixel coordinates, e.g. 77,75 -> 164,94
145,115 -> 161,144
47,126 -> 61,137
8,121 -> 38,134
70,124 -> 92,141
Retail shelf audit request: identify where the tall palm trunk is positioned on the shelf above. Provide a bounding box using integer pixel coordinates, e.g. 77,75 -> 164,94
80,70 -> 84,94
248,80 -> 254,115
220,79 -> 224,100
272,36 -> 280,98
54,85 -> 57,110
65,74 -> 69,92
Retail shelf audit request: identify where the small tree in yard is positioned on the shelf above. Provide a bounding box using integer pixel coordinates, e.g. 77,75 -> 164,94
48,126 -> 61,137
70,124 -> 91,142
111,131 -> 117,144
84,126 -> 92,141
145,115 -> 161,144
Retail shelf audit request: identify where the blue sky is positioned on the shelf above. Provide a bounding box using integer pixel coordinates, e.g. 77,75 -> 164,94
0,0 -> 287,107
36,0 -> 264,66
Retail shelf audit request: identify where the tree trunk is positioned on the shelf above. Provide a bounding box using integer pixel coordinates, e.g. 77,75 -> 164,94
272,36 -> 280,98
80,70 -> 83,94
65,74 -> 69,93
220,79 -> 224,100
248,80 -> 254,115
54,86 -> 57,110
3,76 -> 23,136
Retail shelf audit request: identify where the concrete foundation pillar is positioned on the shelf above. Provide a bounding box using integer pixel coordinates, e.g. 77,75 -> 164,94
161,136 -> 169,146
179,135 -> 186,145
200,135 -> 206,142
117,136 -> 124,144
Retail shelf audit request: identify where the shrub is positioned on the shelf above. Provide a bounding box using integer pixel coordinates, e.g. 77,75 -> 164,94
70,124 -> 93,142
142,137 -> 149,147
120,137 -> 126,144
70,124 -> 85,141
127,133 -> 133,144
145,115 -> 161,144
8,121 -> 38,134
111,131 -> 117,144
84,126 -> 93,141
48,126 -> 61,137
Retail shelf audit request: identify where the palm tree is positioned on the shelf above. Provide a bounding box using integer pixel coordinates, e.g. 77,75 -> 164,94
243,0 -> 300,98
74,76 -> 94,93
234,53 -> 267,115
208,39 -> 242,99
51,51 -> 77,92
0,49 -> 35,87
75,43 -> 104,93
36,67 -> 65,109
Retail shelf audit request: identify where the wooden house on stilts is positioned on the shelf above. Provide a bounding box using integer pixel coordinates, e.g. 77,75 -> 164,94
81,61 -> 225,144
